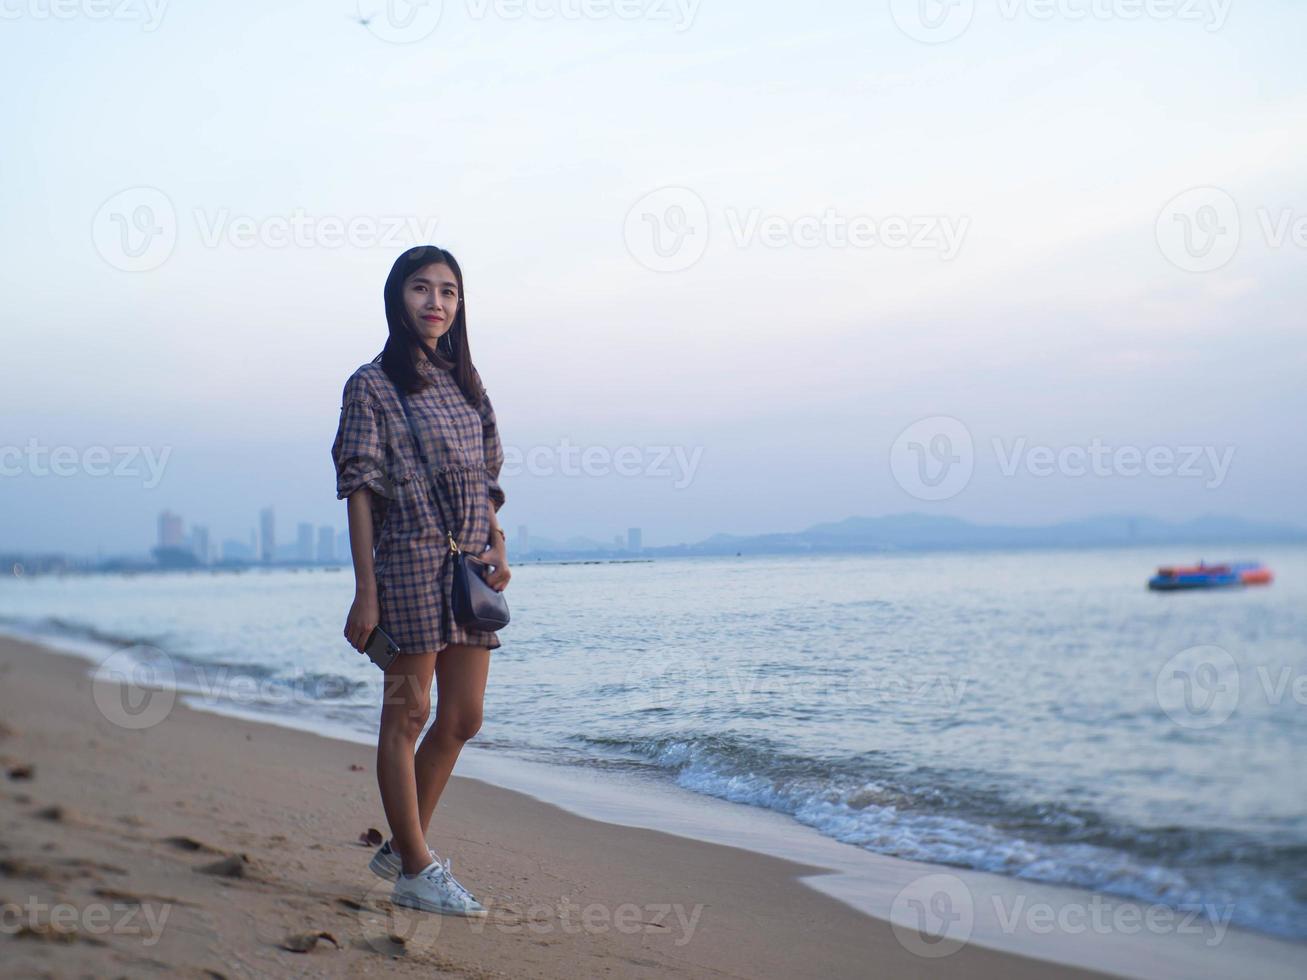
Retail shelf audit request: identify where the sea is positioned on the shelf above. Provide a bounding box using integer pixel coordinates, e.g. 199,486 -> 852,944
2,544 -> 1303,944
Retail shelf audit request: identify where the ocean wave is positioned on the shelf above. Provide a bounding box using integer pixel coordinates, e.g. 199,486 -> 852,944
575,730 -> 1307,940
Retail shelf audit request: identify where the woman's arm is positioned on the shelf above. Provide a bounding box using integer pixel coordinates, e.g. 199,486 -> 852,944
477,384 -> 511,591
483,495 -> 511,591
343,488 -> 380,652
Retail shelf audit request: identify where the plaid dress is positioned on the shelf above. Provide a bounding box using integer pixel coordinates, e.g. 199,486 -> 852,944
331,357 -> 506,654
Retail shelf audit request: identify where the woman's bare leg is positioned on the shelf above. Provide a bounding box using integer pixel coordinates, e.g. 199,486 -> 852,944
414,644 -> 491,836
377,649 -> 438,875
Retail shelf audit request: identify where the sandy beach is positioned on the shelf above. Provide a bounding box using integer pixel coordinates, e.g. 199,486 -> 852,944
0,633 -> 1124,979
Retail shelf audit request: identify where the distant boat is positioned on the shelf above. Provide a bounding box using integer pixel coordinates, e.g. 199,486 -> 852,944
1148,560 -> 1274,591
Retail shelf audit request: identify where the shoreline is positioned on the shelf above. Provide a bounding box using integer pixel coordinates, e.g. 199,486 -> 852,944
1,633 -> 1302,978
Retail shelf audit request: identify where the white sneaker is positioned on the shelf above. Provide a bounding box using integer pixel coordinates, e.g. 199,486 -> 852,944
368,838 -> 437,882
392,857 -> 487,917
437,857 -> 485,910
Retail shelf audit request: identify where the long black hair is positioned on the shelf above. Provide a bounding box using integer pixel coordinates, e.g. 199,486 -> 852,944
376,245 -> 485,408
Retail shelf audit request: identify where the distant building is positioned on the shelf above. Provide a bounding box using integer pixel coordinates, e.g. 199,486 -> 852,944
627,527 -> 642,553
259,508 -> 275,563
158,510 -> 184,549
296,522 -> 314,562
221,538 -> 253,562
317,526 -> 335,563
613,534 -> 623,549
336,529 -> 349,563
516,524 -> 528,556
190,525 -> 211,564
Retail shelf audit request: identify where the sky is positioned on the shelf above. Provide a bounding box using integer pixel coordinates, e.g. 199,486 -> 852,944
1,0 -> 1305,555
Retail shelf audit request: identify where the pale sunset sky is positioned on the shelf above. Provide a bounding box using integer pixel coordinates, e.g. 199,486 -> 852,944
2,0 -> 1304,554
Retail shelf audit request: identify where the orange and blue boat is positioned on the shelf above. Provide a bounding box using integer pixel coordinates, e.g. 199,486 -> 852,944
1148,560 -> 1274,591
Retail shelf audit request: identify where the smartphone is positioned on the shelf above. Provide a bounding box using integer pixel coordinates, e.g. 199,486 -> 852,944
363,625 -> 401,670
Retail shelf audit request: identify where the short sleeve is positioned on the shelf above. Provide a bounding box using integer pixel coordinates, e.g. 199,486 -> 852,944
332,373 -> 398,501
478,389 -> 506,513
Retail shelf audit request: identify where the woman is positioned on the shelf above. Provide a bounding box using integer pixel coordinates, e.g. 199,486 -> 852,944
331,245 -> 511,916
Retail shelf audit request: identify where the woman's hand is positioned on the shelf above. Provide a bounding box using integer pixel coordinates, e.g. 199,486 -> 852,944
345,586 -> 380,653
481,538 -> 512,592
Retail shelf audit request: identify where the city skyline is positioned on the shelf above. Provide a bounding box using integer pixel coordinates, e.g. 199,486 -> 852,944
141,506 -> 646,566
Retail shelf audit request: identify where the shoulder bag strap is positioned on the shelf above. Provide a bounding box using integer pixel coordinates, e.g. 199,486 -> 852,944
389,377 -> 462,557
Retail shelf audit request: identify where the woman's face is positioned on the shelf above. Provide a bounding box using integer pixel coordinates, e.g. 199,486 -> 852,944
403,262 -> 460,347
